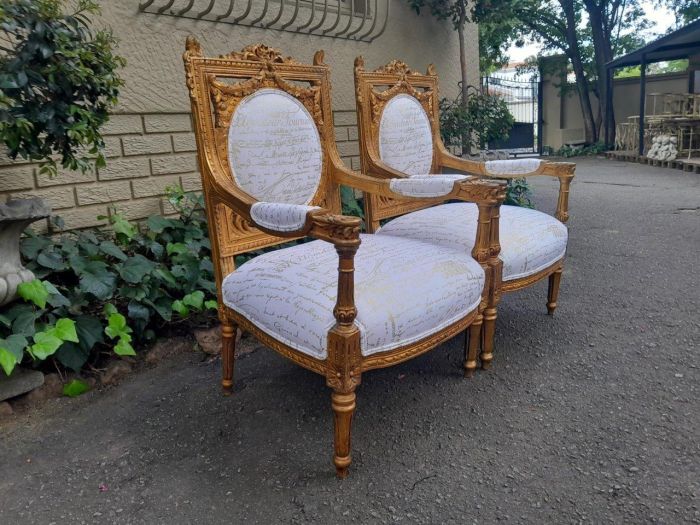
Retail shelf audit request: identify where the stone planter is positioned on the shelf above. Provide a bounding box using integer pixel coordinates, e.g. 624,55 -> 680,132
0,198 -> 51,307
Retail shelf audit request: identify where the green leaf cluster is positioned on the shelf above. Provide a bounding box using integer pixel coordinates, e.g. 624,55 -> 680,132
0,0 -> 125,176
0,186 -> 217,377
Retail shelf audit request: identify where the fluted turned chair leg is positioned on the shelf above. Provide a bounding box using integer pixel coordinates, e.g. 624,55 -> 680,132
547,268 -> 563,315
331,390 -> 356,479
221,321 -> 236,395
464,314 -> 483,378
480,307 -> 497,370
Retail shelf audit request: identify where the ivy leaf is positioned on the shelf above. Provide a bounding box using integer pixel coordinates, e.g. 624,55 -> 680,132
146,215 -> 177,233
166,242 -> 188,256
0,348 -> 18,376
62,379 -> 90,397
55,342 -> 90,372
171,300 -> 189,317
105,313 -> 131,340
11,308 -> 37,337
127,301 -> 150,322
43,281 -> 71,308
74,315 -> 104,352
53,318 -> 79,343
78,261 -> 117,300
119,254 -> 155,284
36,250 -> 66,270
17,279 -> 49,309
99,240 -> 127,261
0,334 -> 28,375
204,300 -> 218,310
114,338 -> 136,356
0,313 -> 11,328
182,290 -> 204,311
31,330 -> 64,360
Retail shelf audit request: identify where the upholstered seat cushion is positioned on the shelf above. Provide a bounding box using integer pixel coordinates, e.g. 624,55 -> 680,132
376,202 -> 567,281
222,235 -> 484,360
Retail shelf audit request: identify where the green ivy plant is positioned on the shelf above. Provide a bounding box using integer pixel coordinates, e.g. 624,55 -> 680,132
0,185 -> 218,378
0,0 -> 125,176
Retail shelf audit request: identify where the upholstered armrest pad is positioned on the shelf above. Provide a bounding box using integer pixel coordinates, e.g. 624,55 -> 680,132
250,202 -> 320,232
389,175 -> 469,198
484,158 -> 542,176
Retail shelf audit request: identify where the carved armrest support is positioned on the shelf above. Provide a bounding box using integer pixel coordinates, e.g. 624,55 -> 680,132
250,202 -> 321,232
438,149 -> 576,223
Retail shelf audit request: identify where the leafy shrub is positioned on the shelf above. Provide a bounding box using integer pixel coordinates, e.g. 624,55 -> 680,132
0,186 -> 217,377
440,88 -> 515,154
555,142 -> 608,158
0,0 -> 124,176
504,178 -> 534,208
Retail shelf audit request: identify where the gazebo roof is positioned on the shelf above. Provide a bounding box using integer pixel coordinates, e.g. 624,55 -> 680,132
607,18 -> 700,69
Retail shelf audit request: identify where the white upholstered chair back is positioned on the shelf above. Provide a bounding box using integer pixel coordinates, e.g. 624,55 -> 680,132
378,94 -> 434,177
228,88 -> 323,205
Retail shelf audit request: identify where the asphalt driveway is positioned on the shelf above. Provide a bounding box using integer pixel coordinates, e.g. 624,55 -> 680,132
1,156 -> 698,524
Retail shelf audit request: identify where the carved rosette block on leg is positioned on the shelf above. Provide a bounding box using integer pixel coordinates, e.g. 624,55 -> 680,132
221,320 -> 236,395
547,267 -> 563,315
331,390 -> 356,478
464,314 -> 483,378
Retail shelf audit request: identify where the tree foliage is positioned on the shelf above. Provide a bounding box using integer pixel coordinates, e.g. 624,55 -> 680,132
0,0 -> 124,176
472,0 -> 650,146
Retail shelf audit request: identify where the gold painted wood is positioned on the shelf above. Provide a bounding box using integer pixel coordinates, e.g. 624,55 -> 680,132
353,57 -> 576,370
183,39 -> 505,478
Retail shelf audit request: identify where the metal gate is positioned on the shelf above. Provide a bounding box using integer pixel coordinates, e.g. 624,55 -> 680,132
482,75 -> 540,154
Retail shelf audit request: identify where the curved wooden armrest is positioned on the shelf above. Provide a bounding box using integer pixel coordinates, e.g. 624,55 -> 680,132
437,149 -> 575,223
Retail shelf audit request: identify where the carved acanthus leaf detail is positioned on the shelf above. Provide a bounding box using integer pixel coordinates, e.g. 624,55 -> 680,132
219,44 -> 300,65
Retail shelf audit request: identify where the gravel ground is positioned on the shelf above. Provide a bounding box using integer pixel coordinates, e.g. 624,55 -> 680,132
1,156 -> 698,524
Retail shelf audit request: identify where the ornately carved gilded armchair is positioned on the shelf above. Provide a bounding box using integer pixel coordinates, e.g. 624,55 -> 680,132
183,39 -> 506,477
354,57 -> 576,372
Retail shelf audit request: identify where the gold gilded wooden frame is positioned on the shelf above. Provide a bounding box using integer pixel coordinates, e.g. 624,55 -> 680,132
354,57 -> 576,370
183,39 -> 506,477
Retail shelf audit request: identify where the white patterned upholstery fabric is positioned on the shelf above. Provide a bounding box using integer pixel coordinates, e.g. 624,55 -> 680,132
389,175 -> 469,197
484,158 -> 542,175
376,202 -> 567,281
379,94 -> 434,177
228,88 -> 322,205
222,235 -> 485,360
250,202 -> 320,232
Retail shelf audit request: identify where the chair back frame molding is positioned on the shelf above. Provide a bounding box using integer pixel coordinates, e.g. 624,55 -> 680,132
183,39 -> 342,288
354,56 -> 449,231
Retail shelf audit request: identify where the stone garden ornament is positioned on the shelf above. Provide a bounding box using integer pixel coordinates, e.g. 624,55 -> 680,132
0,198 -> 51,306
183,38 -> 506,477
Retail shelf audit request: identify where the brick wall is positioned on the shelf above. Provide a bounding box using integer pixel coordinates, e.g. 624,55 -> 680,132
0,110 -> 362,231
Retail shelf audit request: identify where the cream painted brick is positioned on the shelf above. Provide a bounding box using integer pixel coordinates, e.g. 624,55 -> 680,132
348,126 -> 359,141
13,187 -> 75,210
76,181 -> 131,205
27,218 -> 49,235
36,166 -> 96,187
56,204 -> 109,230
0,165 -> 34,191
335,127 -> 349,142
172,133 -> 197,152
150,153 -> 197,175
103,136 -> 122,158
337,141 -> 360,157
98,157 -> 150,180
180,172 -> 202,191
132,174 -> 180,198
0,146 -> 31,167
114,197 -> 162,220
144,114 -> 192,133
122,134 -> 172,156
102,114 -> 143,135
333,111 -> 357,126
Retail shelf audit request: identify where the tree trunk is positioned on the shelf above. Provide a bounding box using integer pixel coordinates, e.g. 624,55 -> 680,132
560,0 -> 598,144
585,0 -> 615,146
457,9 -> 471,155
